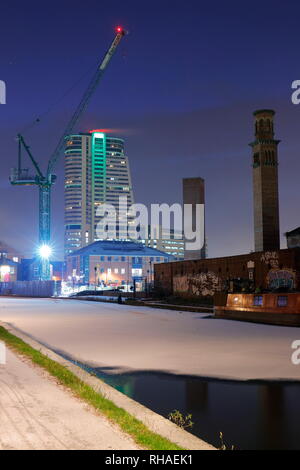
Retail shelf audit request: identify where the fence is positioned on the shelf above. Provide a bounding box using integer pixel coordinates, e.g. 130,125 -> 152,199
0,280 -> 61,297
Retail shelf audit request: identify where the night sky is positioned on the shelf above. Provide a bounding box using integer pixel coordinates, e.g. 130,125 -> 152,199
0,0 -> 300,260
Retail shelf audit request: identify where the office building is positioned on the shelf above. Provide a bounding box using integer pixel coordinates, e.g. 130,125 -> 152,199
66,240 -> 173,289
64,130 -> 134,256
142,225 -> 184,259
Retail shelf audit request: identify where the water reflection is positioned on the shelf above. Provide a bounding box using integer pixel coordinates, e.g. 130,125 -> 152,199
259,384 -> 285,449
93,369 -> 300,450
60,353 -> 300,450
186,381 -> 208,411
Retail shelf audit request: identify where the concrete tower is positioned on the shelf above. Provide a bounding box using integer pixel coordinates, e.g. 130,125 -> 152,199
250,110 -> 280,252
182,177 -> 206,260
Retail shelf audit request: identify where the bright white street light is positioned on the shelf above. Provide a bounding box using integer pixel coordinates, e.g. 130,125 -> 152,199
38,244 -> 52,259
0,265 -> 10,275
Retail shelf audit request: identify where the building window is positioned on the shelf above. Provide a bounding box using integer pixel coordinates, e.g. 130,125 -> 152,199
253,295 -> 263,307
277,296 -> 288,307
132,268 -> 142,277
114,268 -> 118,274
121,268 -> 125,274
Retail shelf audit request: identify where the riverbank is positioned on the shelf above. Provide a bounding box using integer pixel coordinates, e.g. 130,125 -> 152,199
0,345 -> 140,450
0,324 -> 214,450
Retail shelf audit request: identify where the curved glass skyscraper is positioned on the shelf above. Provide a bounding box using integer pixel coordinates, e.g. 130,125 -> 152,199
64,130 -> 134,256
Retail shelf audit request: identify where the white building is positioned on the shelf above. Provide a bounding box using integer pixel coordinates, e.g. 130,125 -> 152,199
64,130 -> 134,255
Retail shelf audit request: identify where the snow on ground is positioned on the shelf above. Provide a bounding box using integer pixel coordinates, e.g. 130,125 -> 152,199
0,297 -> 300,381
0,348 -> 139,450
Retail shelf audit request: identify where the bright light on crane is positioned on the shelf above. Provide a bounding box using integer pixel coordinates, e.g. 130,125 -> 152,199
38,244 -> 52,259
115,26 -> 124,34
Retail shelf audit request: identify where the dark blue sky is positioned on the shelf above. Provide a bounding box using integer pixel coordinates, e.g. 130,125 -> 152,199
0,0 -> 300,259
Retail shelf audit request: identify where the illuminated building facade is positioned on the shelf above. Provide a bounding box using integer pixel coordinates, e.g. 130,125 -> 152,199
64,130 -> 134,256
66,240 -> 173,289
0,241 -> 21,282
142,226 -> 185,260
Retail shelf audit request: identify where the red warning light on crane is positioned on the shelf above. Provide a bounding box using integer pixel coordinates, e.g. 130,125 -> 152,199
115,26 -> 123,34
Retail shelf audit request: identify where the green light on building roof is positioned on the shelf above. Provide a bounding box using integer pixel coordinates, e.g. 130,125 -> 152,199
93,132 -> 105,139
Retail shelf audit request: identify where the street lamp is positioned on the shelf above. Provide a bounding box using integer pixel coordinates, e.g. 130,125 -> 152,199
94,266 -> 98,293
0,265 -> 10,282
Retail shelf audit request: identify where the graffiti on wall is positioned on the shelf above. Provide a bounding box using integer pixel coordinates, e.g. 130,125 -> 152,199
261,251 -> 279,269
267,269 -> 296,290
173,272 -> 223,297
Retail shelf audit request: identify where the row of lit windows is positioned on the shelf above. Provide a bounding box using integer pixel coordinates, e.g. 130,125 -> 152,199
88,255 -> 165,263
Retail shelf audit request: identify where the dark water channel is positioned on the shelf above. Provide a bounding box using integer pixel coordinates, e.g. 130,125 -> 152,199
61,353 -> 300,450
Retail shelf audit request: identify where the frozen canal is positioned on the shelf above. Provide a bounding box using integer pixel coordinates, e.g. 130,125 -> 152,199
2,298 -> 300,449
0,297 -> 300,381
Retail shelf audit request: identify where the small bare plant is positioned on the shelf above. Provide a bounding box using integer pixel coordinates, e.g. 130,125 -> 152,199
219,431 -> 235,450
168,410 -> 193,430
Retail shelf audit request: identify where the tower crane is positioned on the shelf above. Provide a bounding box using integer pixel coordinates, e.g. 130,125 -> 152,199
10,26 -> 127,280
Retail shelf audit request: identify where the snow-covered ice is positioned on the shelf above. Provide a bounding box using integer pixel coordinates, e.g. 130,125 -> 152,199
1,297 -> 300,381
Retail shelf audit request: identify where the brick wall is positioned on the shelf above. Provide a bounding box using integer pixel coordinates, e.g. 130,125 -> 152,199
154,248 -> 300,298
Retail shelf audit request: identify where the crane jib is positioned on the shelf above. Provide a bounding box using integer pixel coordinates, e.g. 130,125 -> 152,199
47,30 -> 125,176
99,33 -> 123,71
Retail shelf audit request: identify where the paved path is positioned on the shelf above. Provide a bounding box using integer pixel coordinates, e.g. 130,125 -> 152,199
0,348 -> 139,450
0,297 -> 300,380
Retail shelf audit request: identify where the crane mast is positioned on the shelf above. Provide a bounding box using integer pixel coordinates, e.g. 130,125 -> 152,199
10,27 -> 126,280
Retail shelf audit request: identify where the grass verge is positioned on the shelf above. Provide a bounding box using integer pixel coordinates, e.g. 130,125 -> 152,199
0,326 -> 183,450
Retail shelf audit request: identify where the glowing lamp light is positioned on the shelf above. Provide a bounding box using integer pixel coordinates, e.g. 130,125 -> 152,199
0,265 -> 10,275
38,244 -> 52,259
115,26 -> 123,34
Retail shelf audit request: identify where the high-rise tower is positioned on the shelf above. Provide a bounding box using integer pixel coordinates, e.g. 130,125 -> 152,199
250,110 -> 280,252
64,131 -> 134,256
